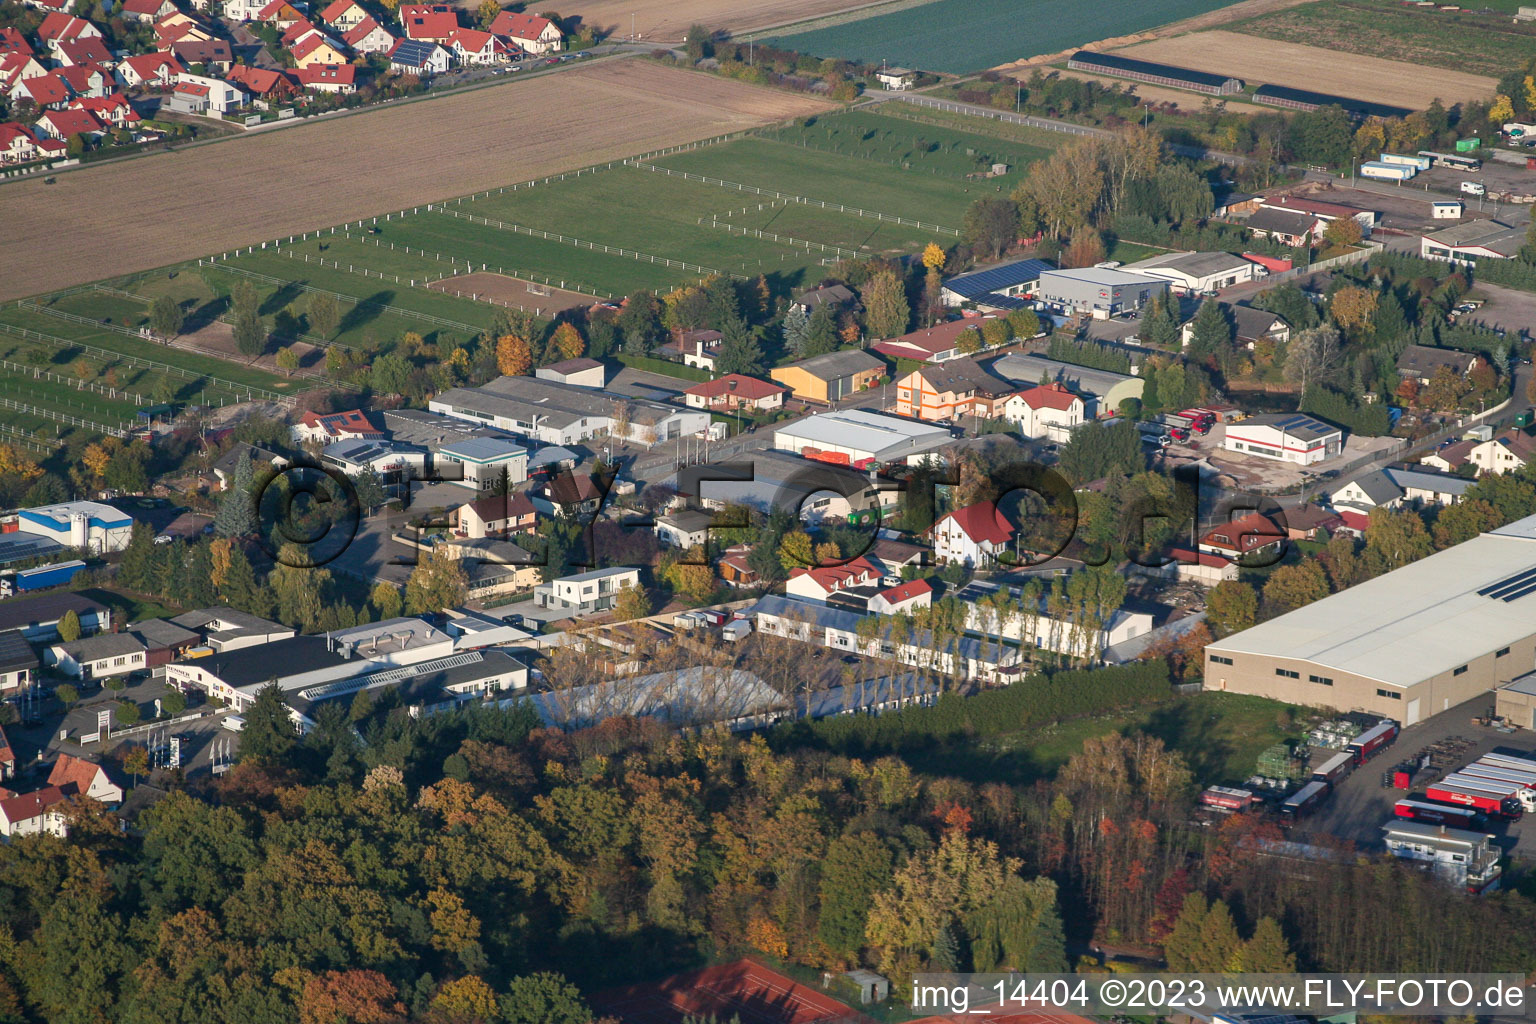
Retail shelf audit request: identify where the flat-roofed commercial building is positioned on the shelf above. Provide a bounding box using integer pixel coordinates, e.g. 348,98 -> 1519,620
1205,514 -> 1536,725
772,409 -> 952,467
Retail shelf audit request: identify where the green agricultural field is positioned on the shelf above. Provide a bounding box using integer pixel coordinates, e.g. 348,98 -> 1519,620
1228,0 -> 1536,77
769,0 -> 1245,74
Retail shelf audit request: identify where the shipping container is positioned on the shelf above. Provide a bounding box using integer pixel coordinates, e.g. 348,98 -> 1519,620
1378,152 -> 1432,170
1360,161 -> 1417,181
1348,720 -> 1399,765
1199,785 -> 1256,811
1425,780 -> 1523,819
1312,751 -> 1354,785
1455,137 -> 1482,153
1394,798 -> 1482,828
1280,780 -> 1329,819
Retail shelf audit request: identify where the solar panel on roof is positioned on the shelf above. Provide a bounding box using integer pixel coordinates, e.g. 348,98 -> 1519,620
1480,566 -> 1536,597
1499,579 -> 1536,602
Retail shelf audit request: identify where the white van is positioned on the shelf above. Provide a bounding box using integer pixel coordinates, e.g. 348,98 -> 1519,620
1461,180 -> 1486,196
222,715 -> 245,733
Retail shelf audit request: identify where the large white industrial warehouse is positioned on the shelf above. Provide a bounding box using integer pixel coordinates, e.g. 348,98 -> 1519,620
1204,514 -> 1536,725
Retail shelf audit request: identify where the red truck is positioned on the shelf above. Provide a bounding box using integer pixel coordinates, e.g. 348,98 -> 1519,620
1348,720 -> 1399,766
1199,786 -> 1257,811
1425,780 -> 1523,819
1394,798 -> 1482,828
1176,409 -> 1216,435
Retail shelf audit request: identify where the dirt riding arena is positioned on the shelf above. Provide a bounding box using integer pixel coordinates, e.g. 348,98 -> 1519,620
1110,31 -> 1496,109
0,59 -> 833,302
1050,68 -> 1266,114
590,960 -> 871,1024
557,0 -> 886,42
426,272 -> 607,317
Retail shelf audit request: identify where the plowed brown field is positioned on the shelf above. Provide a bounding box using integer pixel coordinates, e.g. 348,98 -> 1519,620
556,0 -> 891,42
0,59 -> 832,301
1111,31 -> 1495,109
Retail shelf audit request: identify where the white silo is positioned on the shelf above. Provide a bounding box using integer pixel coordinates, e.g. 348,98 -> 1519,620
70,512 -> 89,552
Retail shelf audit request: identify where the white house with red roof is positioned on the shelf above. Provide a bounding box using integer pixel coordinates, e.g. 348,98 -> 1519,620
400,3 -> 459,41
171,71 -> 245,112
117,51 -> 182,89
119,0 -> 176,22
292,408 -> 381,444
873,315 -> 1007,364
447,27 -> 508,65
785,556 -> 881,603
0,27 -> 32,56
927,500 -> 1016,567
0,121 -> 41,164
0,785 -> 73,838
0,51 -> 46,95
154,12 -> 212,46
11,70 -> 70,109
867,577 -> 932,615
48,753 -> 124,805
224,63 -> 294,97
295,62 -> 356,92
54,36 -> 113,67
1003,382 -> 1083,442
1197,512 -> 1286,562
71,93 -> 140,127
320,0 -> 370,30
37,12 -> 103,46
33,106 -> 104,140
343,17 -> 396,53
55,63 -> 111,97
682,374 -> 787,413
288,27 -> 347,67
488,10 -> 561,53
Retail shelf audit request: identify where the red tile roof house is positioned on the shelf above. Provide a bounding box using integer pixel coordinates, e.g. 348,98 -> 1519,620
224,63 -> 295,97
0,785 -> 74,839
118,0 -> 177,23
487,10 -> 562,53
34,106 -> 105,141
1197,512 -> 1286,562
281,19 -> 320,47
116,51 -> 183,90
291,408 -> 382,444
927,500 -> 1016,567
0,27 -> 33,57
295,62 -> 356,93
0,121 -> 40,164
48,753 -> 124,805
0,49 -> 44,91
71,93 -> 141,127
320,0 -> 370,31
343,17 -> 397,54
400,3 -> 459,41
867,577 -> 933,615
872,314 -> 1008,364
37,12 -> 103,46
53,36 -> 113,67
255,0 -> 306,27
682,374 -> 788,413
785,555 -> 881,603
54,62 -> 111,98
12,71 -> 71,109
1002,381 -> 1084,442
447,26 -> 509,65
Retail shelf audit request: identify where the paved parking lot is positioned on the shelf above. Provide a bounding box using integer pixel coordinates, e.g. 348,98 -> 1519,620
1299,693 -> 1536,858
1460,283 -> 1536,346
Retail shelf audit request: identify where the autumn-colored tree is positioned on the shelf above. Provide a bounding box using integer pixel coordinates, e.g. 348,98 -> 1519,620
1397,377 -> 1421,405
745,915 -> 788,958
0,445 -> 41,489
548,322 -> 585,361
956,326 -> 983,355
431,976 -> 498,1021
1329,285 -> 1376,332
496,333 -> 533,376
426,887 -> 482,954
1323,216 -> 1363,249
1205,580 -> 1257,637
300,970 -> 405,1024
123,747 -> 149,786
371,581 -> 404,620
614,584 -> 651,621
860,269 -> 910,340
1490,94 -> 1515,125
778,530 -> 815,570
82,439 -> 116,480
1063,228 -> 1106,269
1433,498 -> 1503,549
1261,560 -> 1329,615
57,609 -> 81,644
921,242 -> 946,272
1363,505 -> 1432,576
275,346 -> 299,375
405,545 -> 467,615
665,547 -> 716,602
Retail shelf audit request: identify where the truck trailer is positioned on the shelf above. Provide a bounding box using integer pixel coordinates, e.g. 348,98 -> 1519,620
1280,780 -> 1329,820
1312,752 -> 1354,785
1199,785 -> 1257,811
1440,771 -> 1535,810
0,559 -> 87,598
1395,798 -> 1483,828
1360,161 -> 1417,181
1348,720 -> 1399,765
1425,780 -> 1523,819
1481,752 -> 1536,773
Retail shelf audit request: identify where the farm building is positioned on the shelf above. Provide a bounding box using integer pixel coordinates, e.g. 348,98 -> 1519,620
1252,84 -> 1411,120
1067,50 -> 1242,95
1205,512 -> 1536,725
939,258 -> 1054,307
1221,412 -> 1342,466
1034,267 -> 1167,319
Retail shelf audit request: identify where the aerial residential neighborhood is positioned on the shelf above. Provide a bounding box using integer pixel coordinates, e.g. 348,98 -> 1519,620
2,0 -> 1536,1017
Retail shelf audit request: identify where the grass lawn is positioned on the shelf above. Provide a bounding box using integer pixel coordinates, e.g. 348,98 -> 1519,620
1228,0 -> 1536,76
614,353 -> 712,382
1106,239 -> 1171,264
78,586 -> 183,624
651,137 -> 991,229
904,692 -> 1302,786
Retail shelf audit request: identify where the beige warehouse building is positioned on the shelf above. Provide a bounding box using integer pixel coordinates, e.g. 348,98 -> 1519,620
1205,515 -> 1536,725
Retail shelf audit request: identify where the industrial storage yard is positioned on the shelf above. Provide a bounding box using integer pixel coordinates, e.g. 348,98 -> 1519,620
1111,30 -> 1497,108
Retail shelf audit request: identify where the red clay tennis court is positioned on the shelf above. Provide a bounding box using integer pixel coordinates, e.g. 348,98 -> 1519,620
590,960 -> 876,1024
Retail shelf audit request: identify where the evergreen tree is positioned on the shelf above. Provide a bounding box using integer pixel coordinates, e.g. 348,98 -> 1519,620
714,317 -> 765,376
184,542 -> 217,608
803,303 -> 840,357
1198,899 -> 1244,972
353,467 -> 387,512
238,681 -> 296,766
817,832 -> 893,956
1162,892 -> 1210,971
781,305 -> 810,357
930,922 -> 961,972
1186,298 -> 1233,361
56,610 -> 80,644
1141,293 -> 1182,350
117,523 -> 157,592
214,452 -> 259,539
1237,916 -> 1298,973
